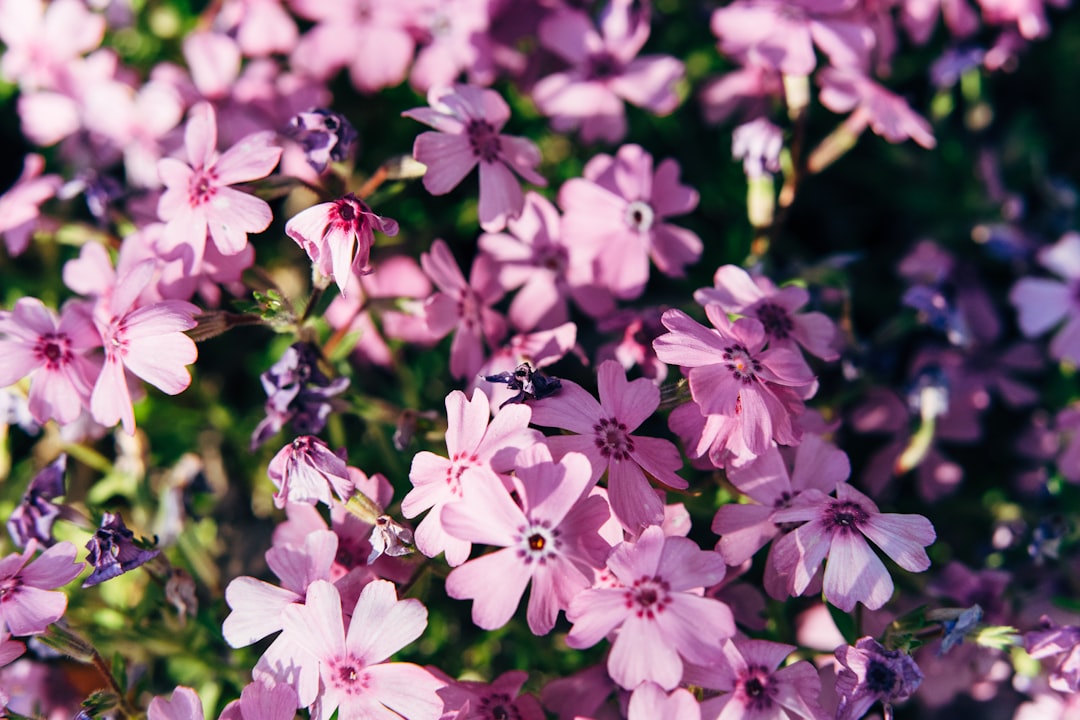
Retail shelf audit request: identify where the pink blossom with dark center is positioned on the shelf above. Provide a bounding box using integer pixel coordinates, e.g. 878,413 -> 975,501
0,540 -> 84,636
560,144 -> 702,301
533,2 -> 684,143
565,525 -> 734,691
687,638 -> 828,720
653,308 -> 816,461
156,102 -> 282,268
770,483 -> 936,611
433,670 -> 545,720
267,436 -> 356,509
834,637 -> 924,720
0,297 -> 99,425
0,154 -> 61,256
529,360 -> 688,533
285,193 -> 399,296
403,84 -> 546,232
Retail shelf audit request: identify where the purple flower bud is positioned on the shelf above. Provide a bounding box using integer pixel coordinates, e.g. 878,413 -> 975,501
7,455 -> 67,548
285,109 -> 358,173
835,637 -> 923,720
251,342 -> 348,451
82,512 -> 160,588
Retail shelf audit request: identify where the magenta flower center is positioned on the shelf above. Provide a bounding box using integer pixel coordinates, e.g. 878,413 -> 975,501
329,654 -> 370,696
0,577 -> 21,601
625,575 -> 671,619
457,289 -> 483,331
35,333 -> 70,369
188,169 -> 218,207
756,301 -> 794,339
444,451 -> 480,498
593,417 -> 634,460
825,500 -> 869,534
477,693 -> 516,720
515,519 -> 560,564
624,201 -> 655,232
587,50 -> 622,79
738,666 -> 775,710
723,344 -> 762,384
467,120 -> 502,163
865,658 -> 899,694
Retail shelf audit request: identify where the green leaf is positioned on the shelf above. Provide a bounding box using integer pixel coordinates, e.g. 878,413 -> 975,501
827,602 -> 859,645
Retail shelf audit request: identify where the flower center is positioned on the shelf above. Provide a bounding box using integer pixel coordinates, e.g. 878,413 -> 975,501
0,577 -> 19,602
457,289 -> 482,331
825,500 -> 869,534
478,694 -> 518,720
593,417 -> 634,460
516,520 -> 559,564
624,201 -> 655,232
866,659 -> 899,694
624,575 -> 671,619
467,120 -> 502,163
188,170 -> 217,206
723,344 -> 761,384
444,451 -> 480,498
587,51 -> 621,79
35,334 -> 69,369
739,666 -> 773,710
329,655 -> 370,696
756,301 -> 794,339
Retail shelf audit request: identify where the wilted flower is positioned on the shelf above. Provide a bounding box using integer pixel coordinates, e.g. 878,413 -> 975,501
368,515 -> 414,564
7,455 -> 67,548
835,637 -> 924,720
267,436 -> 355,509
83,512 -> 160,588
251,342 -> 349,451
285,108 -> 358,173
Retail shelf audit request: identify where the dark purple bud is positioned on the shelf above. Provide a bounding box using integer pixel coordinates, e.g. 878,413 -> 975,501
251,343 -> 349,451
82,512 -> 160,588
7,455 -> 67,548
483,362 -> 562,408
286,109 -> 359,173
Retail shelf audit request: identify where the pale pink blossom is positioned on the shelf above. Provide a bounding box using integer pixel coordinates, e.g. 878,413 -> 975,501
472,321 -> 577,412
529,360 -> 688,533
0,154 -> 61,256
0,540 -> 85,636
442,448 -> 612,634
421,239 -> 508,379
818,67 -> 937,149
281,579 -> 444,720
534,3 -> 684,143
403,84 -> 546,232
217,0 -> 298,58
285,194 -> 400,296
148,686 -> 203,720
699,62 -> 784,125
267,436 -> 355,509
979,0 -> 1067,39
183,31 -> 241,100
901,0 -> 980,44
566,525 -> 734,691
0,0 -> 105,91
627,682 -> 701,720
219,678 -> 299,720
410,0 -> 495,92
1010,232 -> 1080,365
156,102 -> 282,268
0,297 -> 99,425
560,144 -> 701,300
402,388 -> 541,567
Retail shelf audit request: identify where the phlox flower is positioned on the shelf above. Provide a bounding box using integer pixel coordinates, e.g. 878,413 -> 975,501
217,0 -> 298,58
402,388 -> 541,567
442,448 -> 612,635
267,436 -> 355,509
653,308 -> 816,461
695,265 -> 840,363
148,686 -> 203,720
479,191 -> 613,332
834,637 -> 923,720
156,102 -> 282,267
219,678 -> 299,720
979,0 -> 1066,39
0,297 -> 99,426
285,109 -> 358,173
818,67 -> 937,149
534,2 -> 685,143
596,306 -> 670,384
285,193 -> 399,296
540,663 -> 618,720
409,0 -> 495,92
529,360 -> 688,533
420,239 -> 508,380
565,525 -> 734,691
713,434 -> 850,599
900,0 -> 980,45
403,84 -> 546,232
89,260 -> 200,435
471,322 -> 577,412
770,483 -> 936,611
560,144 -> 701,300
0,154 -> 61,256
1024,616 -> 1080,693
0,0 -> 105,91
687,638 -> 828,720
433,670 -> 545,720
699,62 -> 783,126
0,540 -> 84,636
7,455 -> 67,549
281,579 -> 444,720
1010,232 -> 1080,365
82,512 -> 160,588
0,632 -> 25,667
627,682 -> 701,720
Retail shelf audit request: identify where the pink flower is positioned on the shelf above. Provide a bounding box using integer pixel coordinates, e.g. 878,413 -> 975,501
403,84 -> 546,232
834,637 -> 923,720
688,638 -> 828,720
442,448 -> 612,635
219,678 -> 299,720
267,436 -> 355,509
1010,232 -> 1080,365
534,3 -> 684,143
695,264 -> 840,362
409,0 -> 495,92
281,579 -> 444,720
627,682 -> 701,720
560,144 -> 701,300
0,154 -> 61,256
89,261 -> 200,435
653,308 -> 816,460
0,297 -> 99,425
148,686 -> 203,720
156,102 -> 282,267
433,670 -> 545,720
0,0 -> 105,91
565,525 -> 734,691
818,67 -> 937,149
529,360 -> 688,533
479,191 -> 613,332
0,540 -> 84,636
402,388 -> 541,567
770,483 -> 936,611
421,239 -> 508,380
285,193 -> 400,297
1025,616 -> 1080,693
471,322 -> 577,412
699,62 -> 784,125
217,0 -> 298,58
